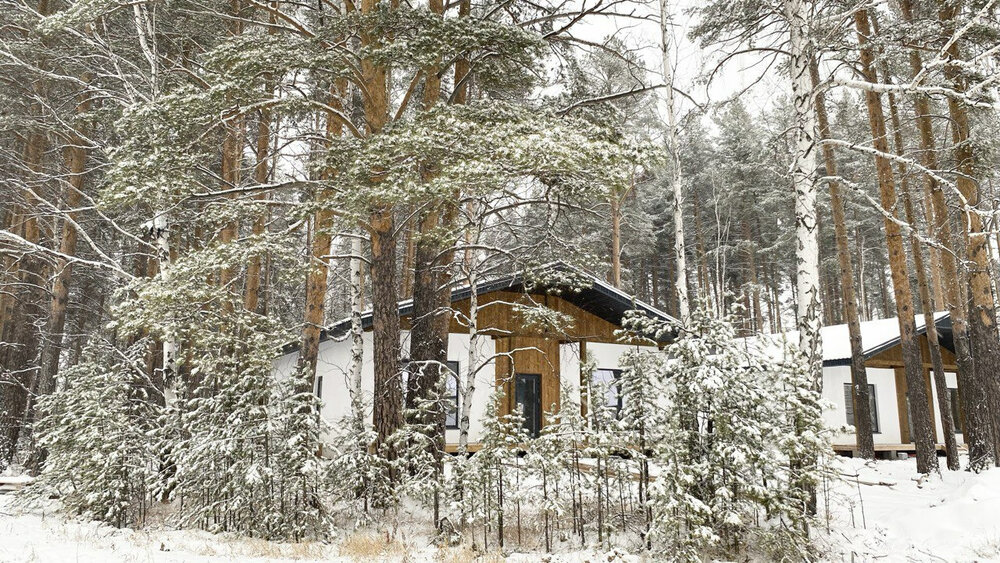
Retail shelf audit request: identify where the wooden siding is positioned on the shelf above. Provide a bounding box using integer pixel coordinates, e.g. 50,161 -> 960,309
866,334 -> 958,370
400,291 -> 646,345
494,336 -> 561,425
865,334 -> 952,444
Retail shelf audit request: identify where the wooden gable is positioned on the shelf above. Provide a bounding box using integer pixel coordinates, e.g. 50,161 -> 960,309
865,334 -> 960,445
400,290 -> 652,344
865,334 -> 958,370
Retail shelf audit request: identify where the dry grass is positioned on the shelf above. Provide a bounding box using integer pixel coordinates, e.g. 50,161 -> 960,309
434,545 -> 494,563
337,530 -> 415,560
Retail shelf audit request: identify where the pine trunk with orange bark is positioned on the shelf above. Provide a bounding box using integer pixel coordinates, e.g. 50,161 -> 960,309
882,70 -> 960,469
811,60 -> 875,459
939,1 -> 1000,468
898,0 -> 992,468
854,8 -> 937,473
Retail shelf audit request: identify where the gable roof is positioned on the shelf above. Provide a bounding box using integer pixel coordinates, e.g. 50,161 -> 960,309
821,312 -> 953,364
754,312 -> 954,366
310,262 -> 678,349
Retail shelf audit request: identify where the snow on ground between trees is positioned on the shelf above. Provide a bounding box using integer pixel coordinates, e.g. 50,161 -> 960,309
819,456 -> 1000,561
3,456 -> 1000,562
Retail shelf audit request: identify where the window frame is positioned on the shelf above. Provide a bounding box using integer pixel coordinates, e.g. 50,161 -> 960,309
445,360 -> 460,429
592,368 -> 624,416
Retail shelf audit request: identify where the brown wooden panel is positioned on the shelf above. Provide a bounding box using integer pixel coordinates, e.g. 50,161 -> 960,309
398,291 -> 655,345
493,335 -> 560,428
892,367 -> 940,444
866,334 -> 957,370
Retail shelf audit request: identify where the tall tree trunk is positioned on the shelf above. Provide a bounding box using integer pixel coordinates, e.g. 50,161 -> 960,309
297,82 -> 344,390
812,61 -> 875,459
358,0 -> 402,456
938,0 -> 1000,469
370,208 -> 402,450
651,253 -> 661,309
880,64 -> 960,470
898,0 -> 990,469
299,207 -> 334,386
401,220 -> 416,299
0,123 -> 48,470
743,221 -> 763,332
407,0 -> 457,508
854,8 -> 937,473
609,193 -> 622,288
660,0 -> 689,319
349,234 -> 366,435
785,0 -> 822,387
243,62 -> 276,314
692,188 -> 711,310
218,0 -> 244,307
35,131 -> 87,400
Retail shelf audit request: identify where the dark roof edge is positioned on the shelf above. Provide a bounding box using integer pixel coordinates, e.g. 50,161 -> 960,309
279,262 -> 678,356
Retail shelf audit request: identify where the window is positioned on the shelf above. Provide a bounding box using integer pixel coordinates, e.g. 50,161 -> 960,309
315,375 -> 323,400
400,359 -> 460,428
593,368 -> 623,415
844,383 -> 879,434
949,388 -> 963,434
515,373 -> 542,438
445,360 -> 459,429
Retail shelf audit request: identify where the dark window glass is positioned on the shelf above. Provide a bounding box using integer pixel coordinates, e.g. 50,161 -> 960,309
844,383 -> 879,434
515,373 -> 542,438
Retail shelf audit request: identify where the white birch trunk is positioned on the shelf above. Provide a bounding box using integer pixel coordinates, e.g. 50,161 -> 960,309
348,235 -> 365,435
132,3 -> 157,97
152,211 -> 177,406
785,0 -> 823,389
659,0 -> 690,320
459,265 -> 478,452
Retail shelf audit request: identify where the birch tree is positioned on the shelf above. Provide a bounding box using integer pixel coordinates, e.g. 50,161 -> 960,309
659,0 -> 690,320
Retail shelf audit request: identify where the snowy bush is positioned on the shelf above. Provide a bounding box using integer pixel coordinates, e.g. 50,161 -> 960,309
642,306 -> 833,560
34,339 -> 162,528
101,243 -> 332,541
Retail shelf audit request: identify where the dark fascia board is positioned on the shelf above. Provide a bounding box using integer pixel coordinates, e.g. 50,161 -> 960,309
280,262 -> 678,356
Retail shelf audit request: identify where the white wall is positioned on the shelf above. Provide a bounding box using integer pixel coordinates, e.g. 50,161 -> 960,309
929,371 -> 964,446
442,333 -> 496,446
560,341 -> 582,409
823,365 -> 964,447
586,342 -> 645,373
824,365 -> 902,446
274,334 -> 647,447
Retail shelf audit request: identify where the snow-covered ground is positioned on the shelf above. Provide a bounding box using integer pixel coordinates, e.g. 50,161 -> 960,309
819,456 -> 1000,561
3,456 -> 1000,562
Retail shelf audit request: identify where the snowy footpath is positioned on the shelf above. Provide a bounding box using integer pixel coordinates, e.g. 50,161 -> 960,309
3,456 -> 1000,562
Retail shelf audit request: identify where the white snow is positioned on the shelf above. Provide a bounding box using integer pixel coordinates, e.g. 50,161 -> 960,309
741,312 -> 950,363
3,455 -> 999,561
819,455 -> 1000,561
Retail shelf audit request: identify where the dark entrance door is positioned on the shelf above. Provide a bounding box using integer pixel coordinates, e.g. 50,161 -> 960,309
514,373 -> 542,438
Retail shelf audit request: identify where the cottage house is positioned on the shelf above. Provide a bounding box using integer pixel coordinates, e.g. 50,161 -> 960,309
813,313 -> 964,457
273,264 -> 677,451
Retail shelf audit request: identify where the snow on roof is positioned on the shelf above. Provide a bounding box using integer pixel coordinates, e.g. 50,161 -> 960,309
762,312 -> 951,364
